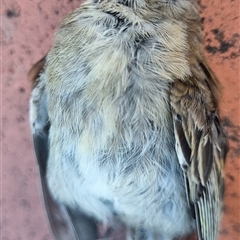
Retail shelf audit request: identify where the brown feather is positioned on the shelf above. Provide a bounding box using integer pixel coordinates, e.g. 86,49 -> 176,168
28,56 -> 46,86
170,59 -> 227,240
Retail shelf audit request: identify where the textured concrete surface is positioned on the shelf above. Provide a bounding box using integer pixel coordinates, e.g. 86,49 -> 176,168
1,0 -> 239,239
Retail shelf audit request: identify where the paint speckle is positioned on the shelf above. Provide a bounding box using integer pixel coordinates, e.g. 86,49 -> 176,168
9,49 -> 15,55
229,192 -> 239,199
28,231 -> 36,238
6,9 -> 20,18
220,228 -> 229,235
205,29 -> 239,56
219,42 -> 232,53
20,199 -> 31,209
221,117 -> 240,157
17,115 -> 25,123
19,87 -> 25,93
206,45 -> 218,54
227,174 -> 235,181
222,117 -> 234,128
230,51 -> 240,59
232,223 -> 240,233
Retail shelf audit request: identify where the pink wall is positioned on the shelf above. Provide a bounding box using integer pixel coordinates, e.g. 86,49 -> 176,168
1,0 -> 239,239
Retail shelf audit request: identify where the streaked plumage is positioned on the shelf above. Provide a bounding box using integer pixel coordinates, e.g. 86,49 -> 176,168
29,0 -> 227,239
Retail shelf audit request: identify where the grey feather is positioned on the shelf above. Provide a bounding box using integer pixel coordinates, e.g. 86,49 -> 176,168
30,60 -> 99,240
29,0 -> 227,239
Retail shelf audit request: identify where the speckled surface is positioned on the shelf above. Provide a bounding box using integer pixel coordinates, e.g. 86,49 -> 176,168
1,0 -> 239,239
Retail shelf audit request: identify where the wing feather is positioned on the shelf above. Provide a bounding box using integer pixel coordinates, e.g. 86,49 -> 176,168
170,62 -> 227,240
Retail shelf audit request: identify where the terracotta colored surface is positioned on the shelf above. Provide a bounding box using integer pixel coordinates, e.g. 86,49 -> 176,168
1,0 -> 239,239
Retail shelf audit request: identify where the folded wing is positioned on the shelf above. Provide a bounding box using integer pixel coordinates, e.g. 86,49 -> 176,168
170,62 -> 227,240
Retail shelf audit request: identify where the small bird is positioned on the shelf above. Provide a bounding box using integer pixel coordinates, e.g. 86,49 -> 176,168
29,0 -> 228,239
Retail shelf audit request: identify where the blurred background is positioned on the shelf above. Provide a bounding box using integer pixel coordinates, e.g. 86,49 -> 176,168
1,0 -> 239,239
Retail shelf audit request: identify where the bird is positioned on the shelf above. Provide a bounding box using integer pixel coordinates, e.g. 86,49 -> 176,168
29,0 -> 228,239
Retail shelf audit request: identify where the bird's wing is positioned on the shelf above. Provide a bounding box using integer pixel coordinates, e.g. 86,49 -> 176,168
170,61 -> 228,240
29,58 -> 98,240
